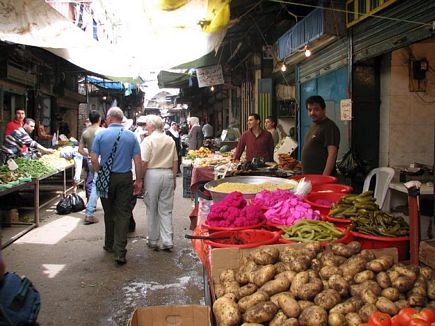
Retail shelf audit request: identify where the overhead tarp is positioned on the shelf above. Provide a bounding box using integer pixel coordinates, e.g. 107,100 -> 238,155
86,76 -> 124,91
157,71 -> 190,89
0,0 -> 230,78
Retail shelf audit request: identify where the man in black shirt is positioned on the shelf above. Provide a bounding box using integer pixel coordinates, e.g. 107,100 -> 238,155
301,96 -> 340,176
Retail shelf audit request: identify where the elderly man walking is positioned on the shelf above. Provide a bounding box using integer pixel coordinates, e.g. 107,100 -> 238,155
140,115 -> 178,251
91,107 -> 142,265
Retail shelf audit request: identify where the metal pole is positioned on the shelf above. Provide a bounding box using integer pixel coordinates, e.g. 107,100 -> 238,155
407,185 -> 420,265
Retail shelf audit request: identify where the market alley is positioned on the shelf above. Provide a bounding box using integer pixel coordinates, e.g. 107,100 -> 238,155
2,176 -> 205,326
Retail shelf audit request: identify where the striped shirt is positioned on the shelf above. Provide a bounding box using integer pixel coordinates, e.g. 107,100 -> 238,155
1,127 -> 37,156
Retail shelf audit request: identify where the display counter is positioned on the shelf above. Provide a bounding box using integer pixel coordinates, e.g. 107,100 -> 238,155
0,164 -> 78,248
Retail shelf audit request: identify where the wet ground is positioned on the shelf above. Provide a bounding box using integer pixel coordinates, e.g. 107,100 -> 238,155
2,176 -> 205,326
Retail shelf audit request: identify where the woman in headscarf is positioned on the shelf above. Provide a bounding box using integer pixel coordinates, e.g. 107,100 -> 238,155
166,121 -> 182,174
187,117 -> 204,150
140,115 -> 178,251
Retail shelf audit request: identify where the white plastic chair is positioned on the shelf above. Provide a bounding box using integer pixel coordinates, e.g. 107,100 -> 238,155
362,167 -> 395,209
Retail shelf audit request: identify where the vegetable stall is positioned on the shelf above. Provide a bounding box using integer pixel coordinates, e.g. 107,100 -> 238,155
186,173 -> 434,325
0,151 -> 79,248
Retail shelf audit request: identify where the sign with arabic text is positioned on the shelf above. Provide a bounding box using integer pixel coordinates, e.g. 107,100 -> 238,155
197,65 -> 224,88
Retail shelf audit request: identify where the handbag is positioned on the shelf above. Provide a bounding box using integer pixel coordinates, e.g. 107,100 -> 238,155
95,128 -> 123,198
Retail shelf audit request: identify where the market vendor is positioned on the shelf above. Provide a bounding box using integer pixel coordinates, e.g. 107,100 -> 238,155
301,95 -> 340,176
232,113 -> 274,162
0,118 -> 55,164
4,108 -> 25,138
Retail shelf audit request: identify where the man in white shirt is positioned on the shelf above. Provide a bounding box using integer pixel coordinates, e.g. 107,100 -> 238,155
202,120 -> 214,139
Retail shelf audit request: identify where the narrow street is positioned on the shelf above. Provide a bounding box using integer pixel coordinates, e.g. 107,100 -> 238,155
2,176 -> 205,326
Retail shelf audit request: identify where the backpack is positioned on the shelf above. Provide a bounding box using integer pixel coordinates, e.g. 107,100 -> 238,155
0,272 -> 41,325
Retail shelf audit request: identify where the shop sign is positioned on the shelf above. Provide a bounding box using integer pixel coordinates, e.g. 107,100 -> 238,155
196,65 -> 224,88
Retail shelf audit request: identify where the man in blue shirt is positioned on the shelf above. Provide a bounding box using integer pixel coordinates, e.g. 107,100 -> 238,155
91,107 -> 142,265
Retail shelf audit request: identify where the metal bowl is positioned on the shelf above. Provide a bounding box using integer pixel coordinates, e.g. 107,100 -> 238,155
204,176 -> 298,203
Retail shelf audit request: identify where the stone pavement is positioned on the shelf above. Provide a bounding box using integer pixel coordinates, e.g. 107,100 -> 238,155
2,176 -> 205,326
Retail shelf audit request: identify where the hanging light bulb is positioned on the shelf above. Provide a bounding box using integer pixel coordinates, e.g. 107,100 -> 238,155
304,45 -> 311,57
210,86 -> 215,92
280,63 -> 287,72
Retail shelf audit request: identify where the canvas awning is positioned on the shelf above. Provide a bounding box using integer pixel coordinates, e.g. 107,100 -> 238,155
0,0 -> 230,78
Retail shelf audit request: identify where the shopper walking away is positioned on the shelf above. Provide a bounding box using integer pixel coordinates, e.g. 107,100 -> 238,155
91,107 -> 142,265
78,110 -> 102,224
166,121 -> 182,174
140,115 -> 178,251
301,95 -> 340,176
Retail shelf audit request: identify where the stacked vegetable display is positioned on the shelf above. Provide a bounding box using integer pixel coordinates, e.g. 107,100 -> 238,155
328,191 -> 409,237
212,241 -> 435,326
205,192 -> 265,228
254,189 -> 321,225
15,157 -> 55,179
0,165 -> 30,189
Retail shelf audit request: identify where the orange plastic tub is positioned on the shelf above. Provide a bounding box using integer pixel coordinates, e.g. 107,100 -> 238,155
304,192 -> 347,216
311,183 -> 352,194
289,174 -> 337,186
204,229 -> 280,248
278,226 -> 353,246
351,231 -> 410,261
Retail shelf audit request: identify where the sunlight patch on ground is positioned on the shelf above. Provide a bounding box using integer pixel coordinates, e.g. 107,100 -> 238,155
42,264 -> 66,278
15,216 -> 81,245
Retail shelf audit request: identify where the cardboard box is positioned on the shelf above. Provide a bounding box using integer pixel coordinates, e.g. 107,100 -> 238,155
128,305 -> 211,326
420,240 -> 435,269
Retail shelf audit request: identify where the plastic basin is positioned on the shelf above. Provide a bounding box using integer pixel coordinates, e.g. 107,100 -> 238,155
351,231 -> 410,261
204,229 -> 280,248
311,183 -> 352,194
202,219 -> 266,232
278,226 -> 352,246
289,174 -> 337,186
322,214 -> 352,228
304,192 -> 347,216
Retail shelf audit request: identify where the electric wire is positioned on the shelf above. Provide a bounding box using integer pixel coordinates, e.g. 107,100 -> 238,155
268,0 -> 433,27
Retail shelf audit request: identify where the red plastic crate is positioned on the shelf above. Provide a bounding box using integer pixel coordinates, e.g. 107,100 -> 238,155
351,231 -> 410,261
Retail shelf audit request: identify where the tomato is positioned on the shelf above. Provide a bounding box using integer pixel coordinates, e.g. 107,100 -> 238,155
391,315 -> 400,326
409,318 -> 431,326
394,307 -> 418,325
416,309 -> 435,323
369,311 -> 392,326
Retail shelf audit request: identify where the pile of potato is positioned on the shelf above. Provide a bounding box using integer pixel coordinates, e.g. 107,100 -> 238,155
212,242 -> 435,326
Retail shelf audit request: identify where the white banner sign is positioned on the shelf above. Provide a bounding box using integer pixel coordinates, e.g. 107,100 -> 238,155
340,99 -> 352,121
197,65 -> 224,88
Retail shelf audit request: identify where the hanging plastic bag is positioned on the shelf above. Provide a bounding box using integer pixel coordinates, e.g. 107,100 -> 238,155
294,177 -> 312,196
56,195 -> 73,215
337,148 -> 367,178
